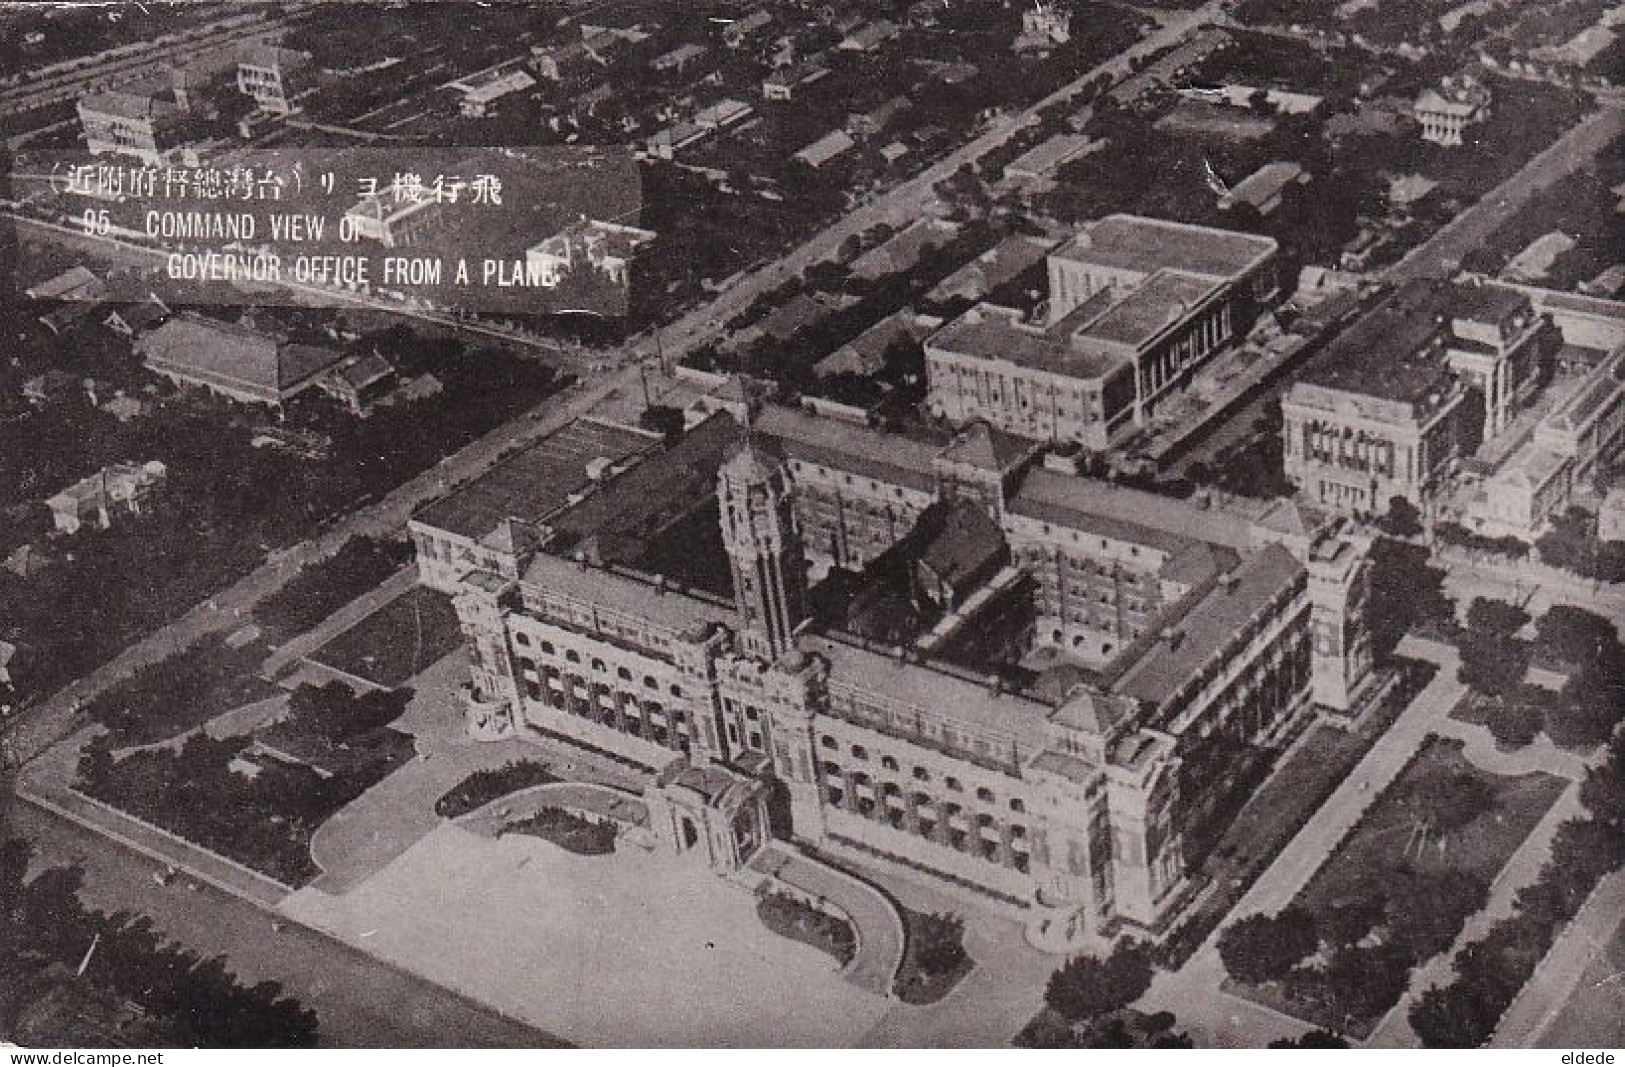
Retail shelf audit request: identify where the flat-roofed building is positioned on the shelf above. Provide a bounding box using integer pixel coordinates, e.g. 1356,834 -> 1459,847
1284,279 -> 1557,518
77,89 -> 188,166
525,218 -> 656,288
926,215 -> 1277,449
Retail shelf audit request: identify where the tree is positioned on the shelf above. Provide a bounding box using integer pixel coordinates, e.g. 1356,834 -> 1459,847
1536,605 -> 1622,669
1457,632 -> 1530,702
1217,908 -> 1319,986
1466,597 -> 1530,639
1544,669 -> 1623,750
1485,699 -> 1542,749
913,911 -> 968,977
1270,1029 -> 1350,1049
1410,981 -> 1500,1049
1045,939 -> 1154,1021
637,404 -> 686,443
1377,495 -> 1424,539
1367,538 -> 1455,659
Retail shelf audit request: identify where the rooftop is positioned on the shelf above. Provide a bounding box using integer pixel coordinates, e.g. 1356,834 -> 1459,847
928,234 -> 1054,303
1074,270 -> 1224,348
928,304 -> 1124,380
78,89 -> 180,122
1004,133 -> 1096,180
936,421 -> 1039,475
137,313 -> 341,400
794,129 -> 856,168
521,552 -> 730,636
1112,543 -> 1303,712
1053,214 -> 1277,281
547,412 -> 743,553
806,634 -> 1054,757
1220,160 -> 1306,209
1297,279 -> 1456,403
413,418 -> 656,542
755,403 -> 940,493
918,500 -> 1006,582
1009,467 -> 1259,554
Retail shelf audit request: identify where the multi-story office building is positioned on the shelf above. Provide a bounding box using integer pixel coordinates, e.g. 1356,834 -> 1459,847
427,402 -> 1373,939
1282,279 -> 1555,518
77,90 -> 190,166
925,215 -> 1278,449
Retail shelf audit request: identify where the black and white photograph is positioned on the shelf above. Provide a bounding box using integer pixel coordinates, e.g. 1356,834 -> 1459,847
0,0 -> 1623,1054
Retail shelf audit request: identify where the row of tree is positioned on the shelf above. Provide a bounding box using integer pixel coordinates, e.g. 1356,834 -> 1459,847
1410,730 -> 1625,1046
0,838 -> 318,1046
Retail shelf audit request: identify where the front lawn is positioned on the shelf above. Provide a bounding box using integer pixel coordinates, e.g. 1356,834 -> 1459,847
892,907 -> 974,1005
74,683 -> 418,885
756,890 -> 856,966
1225,735 -> 1566,1036
305,586 -> 461,688
254,535 -> 412,644
501,807 -> 617,856
81,633 -> 279,748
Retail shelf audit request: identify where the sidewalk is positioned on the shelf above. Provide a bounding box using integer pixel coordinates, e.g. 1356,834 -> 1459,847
260,566 -> 418,680
1140,638 -> 1470,1046
749,841 -> 906,997
1367,784 -> 1583,1047
1493,869 -> 1625,1048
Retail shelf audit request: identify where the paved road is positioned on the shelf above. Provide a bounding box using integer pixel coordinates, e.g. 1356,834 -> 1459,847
1497,870 -> 1625,1048
1384,103 -> 1625,285
7,802 -> 564,1048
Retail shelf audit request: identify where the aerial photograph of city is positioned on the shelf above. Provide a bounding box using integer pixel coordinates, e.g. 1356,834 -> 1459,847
1,0 -> 1623,1053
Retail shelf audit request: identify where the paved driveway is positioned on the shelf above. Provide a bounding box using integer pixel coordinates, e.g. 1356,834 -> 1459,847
282,824 -> 892,1047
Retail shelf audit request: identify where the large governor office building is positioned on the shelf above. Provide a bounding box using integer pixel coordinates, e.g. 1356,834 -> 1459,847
411,398 -> 1376,942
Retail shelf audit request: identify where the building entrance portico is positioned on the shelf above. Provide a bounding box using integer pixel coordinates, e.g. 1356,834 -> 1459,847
647,760 -> 772,874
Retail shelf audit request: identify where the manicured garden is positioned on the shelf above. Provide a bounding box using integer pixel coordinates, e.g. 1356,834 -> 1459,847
75,682 -> 416,886
305,586 -> 462,689
435,759 -> 562,819
1221,736 -> 1567,1036
1158,656 -> 1438,968
892,908 -> 973,1005
501,807 -> 618,856
755,890 -> 856,966
80,632 -> 279,748
253,535 -> 413,644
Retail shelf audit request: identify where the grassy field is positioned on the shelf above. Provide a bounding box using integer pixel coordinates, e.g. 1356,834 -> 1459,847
306,586 -> 461,689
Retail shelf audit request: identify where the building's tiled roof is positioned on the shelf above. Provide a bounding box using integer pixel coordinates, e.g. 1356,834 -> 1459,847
919,500 -> 1005,582
520,552 -> 730,635
936,421 -> 1038,474
78,89 -> 180,122
794,129 -> 855,167
755,404 -> 940,492
927,304 -> 1124,380
1296,279 -> 1456,403
1074,270 -> 1224,348
806,633 -> 1054,756
137,314 -> 340,401
413,418 -> 656,541
1052,214 -> 1277,281
928,235 -> 1054,303
1009,467 -> 1258,553
547,411 -> 743,549
1112,543 -> 1303,711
